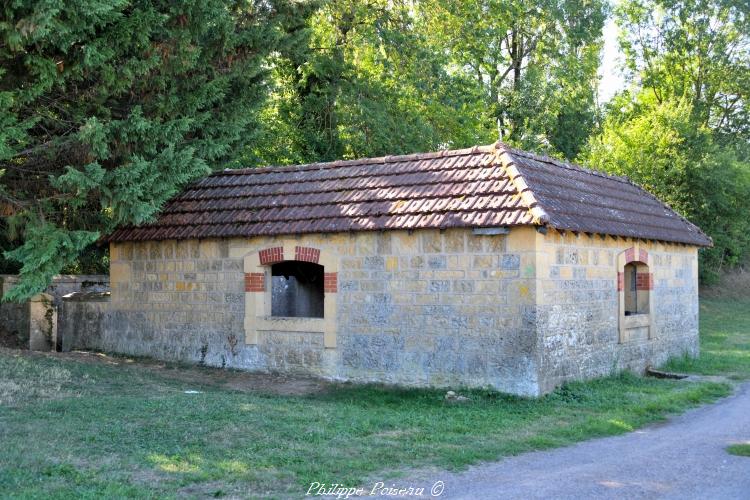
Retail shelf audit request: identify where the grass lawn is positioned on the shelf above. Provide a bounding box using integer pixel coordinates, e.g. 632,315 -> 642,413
726,444 -> 750,457
665,297 -> 750,380
0,297 -> 747,498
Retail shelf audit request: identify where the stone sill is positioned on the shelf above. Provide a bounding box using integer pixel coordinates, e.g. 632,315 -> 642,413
624,314 -> 650,329
255,316 -> 325,333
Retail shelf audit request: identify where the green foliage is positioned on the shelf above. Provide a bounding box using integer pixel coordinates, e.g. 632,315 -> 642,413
584,0 -> 750,281
250,0 -> 494,165
250,0 -> 607,165
0,0 -> 305,300
0,217 -> 20,274
727,444 -> 750,457
583,98 -> 750,281
616,0 -> 750,139
1,0 -> 746,293
419,0 -> 607,157
2,221 -> 99,301
666,296 -> 750,379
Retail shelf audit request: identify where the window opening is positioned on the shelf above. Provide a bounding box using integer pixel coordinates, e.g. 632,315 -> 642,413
271,261 -> 324,318
624,262 -> 649,315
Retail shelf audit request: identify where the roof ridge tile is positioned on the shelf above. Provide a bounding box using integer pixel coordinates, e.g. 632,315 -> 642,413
216,144 -> 497,177
494,147 -> 550,225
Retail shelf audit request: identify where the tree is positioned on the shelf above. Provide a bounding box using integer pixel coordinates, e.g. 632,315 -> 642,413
582,97 -> 750,281
0,0 -> 307,301
250,0 -> 607,166
250,0 -> 492,166
616,0 -> 750,141
418,0 -> 607,157
587,0 -> 750,280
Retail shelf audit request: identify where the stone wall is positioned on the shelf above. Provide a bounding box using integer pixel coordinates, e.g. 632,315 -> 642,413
108,228 -> 541,395
533,229 -> 699,393
29,293 -> 57,351
333,228 -> 538,395
59,291 -> 111,352
107,227 -> 700,396
0,279 -> 28,345
105,239 -> 246,368
0,275 -> 109,347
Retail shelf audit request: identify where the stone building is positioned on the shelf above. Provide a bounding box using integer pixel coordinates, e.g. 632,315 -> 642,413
103,142 -> 711,396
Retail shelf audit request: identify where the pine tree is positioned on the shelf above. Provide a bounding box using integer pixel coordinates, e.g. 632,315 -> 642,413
0,0 -> 307,300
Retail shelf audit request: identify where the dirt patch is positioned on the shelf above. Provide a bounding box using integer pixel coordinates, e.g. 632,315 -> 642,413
154,363 -> 330,396
1,348 -> 330,396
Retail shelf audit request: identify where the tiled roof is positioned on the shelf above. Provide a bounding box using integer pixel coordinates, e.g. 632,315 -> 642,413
106,142 -> 712,247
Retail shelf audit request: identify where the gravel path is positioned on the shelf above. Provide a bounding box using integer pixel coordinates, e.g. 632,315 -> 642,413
412,382 -> 750,499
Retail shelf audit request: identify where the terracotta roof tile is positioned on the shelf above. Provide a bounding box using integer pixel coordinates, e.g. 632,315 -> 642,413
105,142 -> 712,246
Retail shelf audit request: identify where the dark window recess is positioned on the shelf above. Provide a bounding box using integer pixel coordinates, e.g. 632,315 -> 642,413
271,261 -> 324,318
623,262 -> 649,316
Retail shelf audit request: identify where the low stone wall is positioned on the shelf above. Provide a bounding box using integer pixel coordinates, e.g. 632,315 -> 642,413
28,293 -> 57,351
58,291 -> 111,352
1,274 -> 109,301
0,275 -> 109,349
1,276 -> 31,343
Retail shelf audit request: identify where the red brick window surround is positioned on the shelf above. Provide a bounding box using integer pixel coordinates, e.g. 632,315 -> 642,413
639,248 -> 649,263
624,247 -> 649,265
617,270 -> 653,291
255,246 -> 335,293
617,246 -> 654,342
324,272 -> 337,293
295,246 -> 321,264
244,272 -> 265,292
258,247 -> 284,265
636,272 -> 654,291
242,244 -> 339,348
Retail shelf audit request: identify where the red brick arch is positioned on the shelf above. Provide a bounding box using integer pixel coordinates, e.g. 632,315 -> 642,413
246,245 -> 336,293
258,246 -> 284,265
618,247 -> 653,291
624,247 -> 649,265
294,246 -> 320,264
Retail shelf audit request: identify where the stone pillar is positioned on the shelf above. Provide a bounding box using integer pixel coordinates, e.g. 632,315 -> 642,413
29,293 -> 57,351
